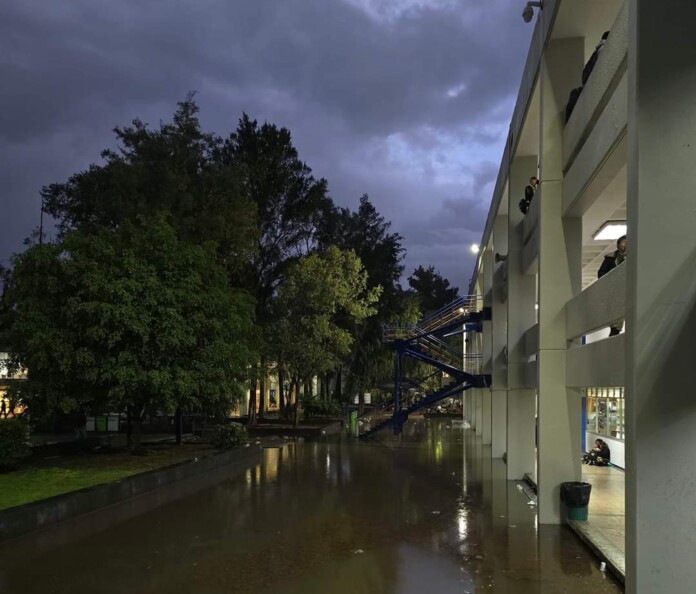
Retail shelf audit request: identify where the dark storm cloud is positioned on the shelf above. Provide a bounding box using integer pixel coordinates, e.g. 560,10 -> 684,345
0,0 -> 531,288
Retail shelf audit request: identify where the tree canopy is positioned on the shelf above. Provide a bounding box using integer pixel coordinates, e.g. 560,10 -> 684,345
408,265 -> 460,317
2,215 -> 256,442
0,97 -> 464,430
270,247 -> 380,387
41,97 -> 256,276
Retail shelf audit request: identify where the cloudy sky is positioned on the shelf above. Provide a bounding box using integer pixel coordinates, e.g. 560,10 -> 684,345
1,0 -> 532,291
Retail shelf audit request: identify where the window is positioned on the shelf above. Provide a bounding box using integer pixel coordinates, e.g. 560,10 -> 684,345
585,387 -> 625,440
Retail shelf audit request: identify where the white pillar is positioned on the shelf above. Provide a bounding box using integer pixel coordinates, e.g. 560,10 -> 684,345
481,393 -> 492,445
491,215 -> 509,458
506,155 -> 537,479
506,390 -> 536,480
475,389 -> 483,436
480,248 -> 494,446
625,1 -> 696,591
536,37 -> 584,525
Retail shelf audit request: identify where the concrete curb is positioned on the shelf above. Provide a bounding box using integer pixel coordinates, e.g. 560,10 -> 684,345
0,445 -> 263,544
567,519 -> 626,584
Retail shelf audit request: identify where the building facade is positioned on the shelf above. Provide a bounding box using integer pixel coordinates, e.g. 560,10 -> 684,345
464,1 -> 696,592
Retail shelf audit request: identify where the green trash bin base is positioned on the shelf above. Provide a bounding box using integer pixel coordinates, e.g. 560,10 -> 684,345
567,505 -> 588,521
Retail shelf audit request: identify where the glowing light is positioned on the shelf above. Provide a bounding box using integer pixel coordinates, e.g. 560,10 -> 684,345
593,221 -> 627,241
470,244 -> 480,254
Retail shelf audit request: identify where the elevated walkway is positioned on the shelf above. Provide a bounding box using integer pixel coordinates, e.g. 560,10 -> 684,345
360,295 -> 490,438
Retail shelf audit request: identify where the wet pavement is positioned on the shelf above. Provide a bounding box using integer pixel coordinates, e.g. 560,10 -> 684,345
0,420 -> 622,593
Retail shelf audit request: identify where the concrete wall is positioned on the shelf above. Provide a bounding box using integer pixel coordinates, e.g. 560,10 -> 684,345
0,445 -> 263,543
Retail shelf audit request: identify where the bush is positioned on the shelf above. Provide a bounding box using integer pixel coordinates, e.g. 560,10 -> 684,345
212,423 -> 248,450
0,419 -> 31,471
302,397 -> 342,419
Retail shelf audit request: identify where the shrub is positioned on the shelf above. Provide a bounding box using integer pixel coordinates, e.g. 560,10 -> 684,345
212,423 -> 248,450
302,397 -> 342,419
0,419 -> 31,471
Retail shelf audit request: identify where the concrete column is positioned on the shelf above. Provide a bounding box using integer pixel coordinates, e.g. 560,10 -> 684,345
506,390 -> 536,480
536,37 -> 584,525
481,248 -> 494,446
506,156 -> 537,480
481,393 -> 492,445
625,2 -> 696,591
491,215 -> 509,458
491,391 -> 507,458
475,389 -> 483,436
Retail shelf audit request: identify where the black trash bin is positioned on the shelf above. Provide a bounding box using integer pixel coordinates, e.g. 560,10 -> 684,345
561,481 -> 592,521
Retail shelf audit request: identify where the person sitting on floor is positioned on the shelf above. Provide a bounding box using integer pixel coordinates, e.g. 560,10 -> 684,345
583,439 -> 611,466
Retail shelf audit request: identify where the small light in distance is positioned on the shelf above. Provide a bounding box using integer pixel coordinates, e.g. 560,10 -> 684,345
470,244 -> 480,254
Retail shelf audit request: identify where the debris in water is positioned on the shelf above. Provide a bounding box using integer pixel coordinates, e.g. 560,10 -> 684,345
353,549 -> 364,555
431,510 -> 441,515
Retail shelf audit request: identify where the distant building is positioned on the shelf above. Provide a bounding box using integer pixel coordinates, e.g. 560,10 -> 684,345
0,351 -> 26,418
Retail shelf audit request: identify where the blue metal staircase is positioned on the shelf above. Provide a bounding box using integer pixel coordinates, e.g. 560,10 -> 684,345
360,295 -> 490,438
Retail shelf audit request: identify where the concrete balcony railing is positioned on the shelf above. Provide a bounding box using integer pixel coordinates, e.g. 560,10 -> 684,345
566,262 -> 626,341
567,334 -> 625,388
563,0 -> 628,173
563,72 -> 627,215
564,263 -> 626,388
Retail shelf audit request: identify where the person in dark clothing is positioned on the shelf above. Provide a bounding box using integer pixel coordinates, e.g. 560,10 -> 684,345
519,176 -> 539,215
598,235 -> 626,278
583,439 -> 611,466
598,235 -> 627,335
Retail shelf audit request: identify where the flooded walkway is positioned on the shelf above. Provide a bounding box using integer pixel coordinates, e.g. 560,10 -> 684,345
0,420 -> 621,594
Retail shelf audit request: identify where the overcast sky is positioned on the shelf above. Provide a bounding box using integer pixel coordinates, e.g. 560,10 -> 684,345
1,0 -> 532,291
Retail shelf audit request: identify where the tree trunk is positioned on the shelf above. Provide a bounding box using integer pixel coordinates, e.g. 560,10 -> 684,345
126,406 -> 133,448
293,378 -> 300,428
358,391 -> 365,417
130,408 -> 144,452
258,359 -> 266,421
334,367 -> 342,400
175,406 -> 183,445
278,367 -> 286,419
248,366 -> 257,426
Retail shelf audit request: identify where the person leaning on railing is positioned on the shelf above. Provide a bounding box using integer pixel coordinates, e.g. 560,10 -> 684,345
598,234 -> 627,336
518,176 -> 538,215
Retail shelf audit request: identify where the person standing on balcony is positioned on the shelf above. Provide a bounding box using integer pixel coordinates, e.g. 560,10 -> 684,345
598,234 -> 627,335
518,176 -> 538,215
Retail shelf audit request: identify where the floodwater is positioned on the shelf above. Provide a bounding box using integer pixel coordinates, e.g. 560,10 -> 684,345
0,420 -> 621,594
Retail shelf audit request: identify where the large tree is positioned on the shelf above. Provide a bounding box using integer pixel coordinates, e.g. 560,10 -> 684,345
2,215 -> 256,446
317,195 -> 409,400
408,265 -> 460,317
223,114 -> 331,421
270,247 -> 380,425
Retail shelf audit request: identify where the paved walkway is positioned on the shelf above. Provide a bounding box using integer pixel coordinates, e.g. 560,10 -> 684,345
568,465 -> 626,582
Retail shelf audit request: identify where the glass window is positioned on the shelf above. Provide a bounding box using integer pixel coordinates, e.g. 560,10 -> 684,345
585,386 -> 625,441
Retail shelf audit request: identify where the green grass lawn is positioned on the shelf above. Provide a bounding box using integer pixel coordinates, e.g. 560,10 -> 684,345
0,443 -> 215,511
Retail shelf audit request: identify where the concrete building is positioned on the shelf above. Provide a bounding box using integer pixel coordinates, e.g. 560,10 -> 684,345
464,1 -> 696,592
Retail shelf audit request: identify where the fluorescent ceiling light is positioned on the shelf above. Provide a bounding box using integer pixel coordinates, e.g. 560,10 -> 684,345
470,244 -> 480,254
593,221 -> 627,241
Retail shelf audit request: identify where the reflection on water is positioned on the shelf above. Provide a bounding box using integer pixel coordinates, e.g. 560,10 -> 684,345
0,420 -> 620,594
